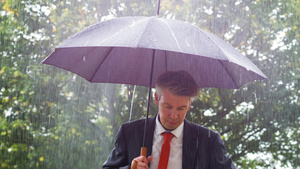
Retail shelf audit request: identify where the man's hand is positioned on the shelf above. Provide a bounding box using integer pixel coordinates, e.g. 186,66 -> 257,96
131,155 -> 153,169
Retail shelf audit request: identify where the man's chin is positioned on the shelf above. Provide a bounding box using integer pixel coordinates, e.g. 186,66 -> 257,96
164,123 -> 179,130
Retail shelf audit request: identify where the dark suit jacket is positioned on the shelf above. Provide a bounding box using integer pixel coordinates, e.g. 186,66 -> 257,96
102,115 -> 236,169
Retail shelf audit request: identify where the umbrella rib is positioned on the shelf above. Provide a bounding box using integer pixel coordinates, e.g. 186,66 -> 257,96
134,17 -> 153,48
198,28 -> 267,79
96,18 -> 146,46
197,29 -> 232,61
89,47 -> 114,82
196,29 -> 243,88
160,19 -> 182,52
218,60 -> 239,89
96,26 -> 130,46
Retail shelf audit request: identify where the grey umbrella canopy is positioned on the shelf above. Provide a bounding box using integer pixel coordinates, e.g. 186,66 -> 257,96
42,16 -> 267,154
42,16 -> 267,89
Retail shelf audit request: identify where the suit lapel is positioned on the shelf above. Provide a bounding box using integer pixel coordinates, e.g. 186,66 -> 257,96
182,120 -> 198,169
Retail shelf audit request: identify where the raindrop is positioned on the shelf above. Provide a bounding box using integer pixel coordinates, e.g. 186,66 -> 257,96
185,38 -> 190,47
247,111 -> 250,123
129,85 -> 137,121
83,56 -> 86,61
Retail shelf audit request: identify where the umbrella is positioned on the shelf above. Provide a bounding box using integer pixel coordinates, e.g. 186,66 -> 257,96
42,16 -> 267,163
42,16 -> 266,89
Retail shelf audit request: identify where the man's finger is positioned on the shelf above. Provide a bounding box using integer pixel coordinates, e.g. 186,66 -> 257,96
131,155 -> 152,169
147,156 -> 153,163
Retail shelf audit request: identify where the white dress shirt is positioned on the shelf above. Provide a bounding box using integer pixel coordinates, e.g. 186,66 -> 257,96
149,116 -> 184,169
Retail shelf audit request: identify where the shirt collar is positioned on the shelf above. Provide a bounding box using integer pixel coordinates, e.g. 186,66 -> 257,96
155,115 -> 184,139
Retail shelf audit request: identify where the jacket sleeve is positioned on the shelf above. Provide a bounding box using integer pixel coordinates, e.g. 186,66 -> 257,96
102,124 -> 130,169
208,133 -> 236,169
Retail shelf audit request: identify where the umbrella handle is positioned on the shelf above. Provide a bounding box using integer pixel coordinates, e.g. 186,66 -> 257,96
131,147 -> 147,169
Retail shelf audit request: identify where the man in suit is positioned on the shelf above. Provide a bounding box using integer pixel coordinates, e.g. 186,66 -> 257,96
102,71 -> 236,169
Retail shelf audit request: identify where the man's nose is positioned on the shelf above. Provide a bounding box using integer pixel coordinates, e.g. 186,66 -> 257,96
169,110 -> 178,119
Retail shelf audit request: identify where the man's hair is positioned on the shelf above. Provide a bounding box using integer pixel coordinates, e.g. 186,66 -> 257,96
155,71 -> 199,101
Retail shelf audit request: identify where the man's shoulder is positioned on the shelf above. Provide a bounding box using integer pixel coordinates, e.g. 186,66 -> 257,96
122,118 -> 145,127
184,119 -> 219,138
121,116 -> 156,129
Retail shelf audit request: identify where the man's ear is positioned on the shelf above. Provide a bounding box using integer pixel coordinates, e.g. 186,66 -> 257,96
154,92 -> 159,105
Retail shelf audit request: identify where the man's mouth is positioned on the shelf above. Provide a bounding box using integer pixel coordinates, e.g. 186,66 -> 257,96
167,121 -> 178,125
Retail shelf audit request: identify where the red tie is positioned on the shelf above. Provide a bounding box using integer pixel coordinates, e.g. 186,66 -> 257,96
158,132 -> 174,169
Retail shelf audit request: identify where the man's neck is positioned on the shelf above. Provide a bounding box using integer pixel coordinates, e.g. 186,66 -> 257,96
158,114 -> 173,132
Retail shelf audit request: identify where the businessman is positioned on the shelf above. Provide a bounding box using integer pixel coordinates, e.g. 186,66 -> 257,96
102,71 -> 236,169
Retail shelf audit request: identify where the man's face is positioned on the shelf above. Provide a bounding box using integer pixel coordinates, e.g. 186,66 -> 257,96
155,88 -> 192,130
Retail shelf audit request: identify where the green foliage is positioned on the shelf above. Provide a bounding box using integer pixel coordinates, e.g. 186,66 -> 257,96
1,0 -> 299,168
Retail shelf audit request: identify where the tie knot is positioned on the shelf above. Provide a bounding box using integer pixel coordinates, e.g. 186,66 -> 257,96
162,132 -> 174,143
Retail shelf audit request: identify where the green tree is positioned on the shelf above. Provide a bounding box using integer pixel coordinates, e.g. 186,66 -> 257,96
1,0 -> 299,168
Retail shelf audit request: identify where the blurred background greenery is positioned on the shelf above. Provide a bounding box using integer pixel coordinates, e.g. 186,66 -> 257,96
0,0 -> 299,168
